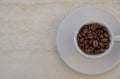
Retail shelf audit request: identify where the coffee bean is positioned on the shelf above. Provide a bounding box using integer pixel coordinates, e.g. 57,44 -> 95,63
81,33 -> 86,37
90,51 -> 94,55
87,31 -> 92,34
77,23 -> 110,55
100,34 -> 104,38
93,36 -> 97,39
78,34 -> 82,38
105,45 -> 109,49
84,25 -> 88,29
79,38 -> 84,43
95,50 -> 100,54
85,45 -> 89,49
88,34 -> 94,39
77,37 -> 79,41
80,44 -> 84,47
103,27 -> 108,32
89,40 -> 93,44
92,32 -> 97,35
104,33 -> 109,38
100,30 -> 104,33
94,23 -> 99,28
93,40 -> 99,47
85,49 -> 91,54
99,48 -> 105,52
92,25 -> 96,31
99,42 -> 104,48
96,37 -> 100,42
88,25 -> 91,31
104,42 -> 108,45
97,34 -> 101,36
83,29 -> 88,33
97,30 -> 103,34
101,38 -> 108,42
83,40 -> 88,45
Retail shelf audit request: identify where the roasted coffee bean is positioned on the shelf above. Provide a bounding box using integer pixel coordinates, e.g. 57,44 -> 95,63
88,25 -> 91,31
84,25 -> 87,28
99,48 -> 105,52
99,42 -> 104,48
95,50 -> 100,54
84,36 -> 88,39
79,38 -> 84,43
93,40 -> 99,47
103,27 -> 108,32
93,36 -> 97,39
97,34 -> 101,36
92,25 -> 96,31
81,33 -> 86,37
89,40 -> 93,44
85,45 -> 89,49
87,31 -> 92,34
93,32 -> 97,36
79,44 -> 84,47
83,29 -> 88,33
85,49 -> 91,54
90,52 -> 94,55
104,33 -> 109,38
77,23 -> 110,55
105,45 -> 109,49
96,37 -> 100,42
77,37 -> 80,42
100,34 -> 104,38
104,43 -> 108,45
101,38 -> 108,42
88,34 -> 94,39
97,30 -> 103,34
78,34 -> 82,38
83,40 -> 88,45
100,30 -> 104,33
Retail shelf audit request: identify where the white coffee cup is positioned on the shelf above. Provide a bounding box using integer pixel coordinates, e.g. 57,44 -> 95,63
74,22 -> 120,58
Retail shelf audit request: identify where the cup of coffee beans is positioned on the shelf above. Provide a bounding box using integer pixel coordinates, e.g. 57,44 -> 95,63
74,22 -> 114,58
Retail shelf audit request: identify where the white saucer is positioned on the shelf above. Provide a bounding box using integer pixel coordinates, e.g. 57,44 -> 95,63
57,7 -> 120,75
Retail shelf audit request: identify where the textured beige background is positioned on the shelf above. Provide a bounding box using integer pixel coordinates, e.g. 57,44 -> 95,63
0,0 -> 120,79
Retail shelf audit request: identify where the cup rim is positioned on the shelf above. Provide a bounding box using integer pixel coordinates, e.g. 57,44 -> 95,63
74,22 -> 114,59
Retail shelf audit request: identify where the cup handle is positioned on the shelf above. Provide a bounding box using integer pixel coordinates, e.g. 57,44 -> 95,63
115,36 -> 120,42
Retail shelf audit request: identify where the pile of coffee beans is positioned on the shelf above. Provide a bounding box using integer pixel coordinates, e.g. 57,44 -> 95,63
77,23 -> 110,55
